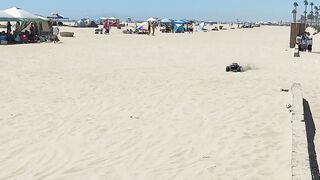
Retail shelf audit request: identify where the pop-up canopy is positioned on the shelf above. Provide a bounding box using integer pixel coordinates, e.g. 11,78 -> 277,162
160,18 -> 173,23
0,10 -> 17,21
4,7 -> 40,20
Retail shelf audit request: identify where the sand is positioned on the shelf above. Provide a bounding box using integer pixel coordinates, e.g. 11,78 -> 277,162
0,25 -> 319,180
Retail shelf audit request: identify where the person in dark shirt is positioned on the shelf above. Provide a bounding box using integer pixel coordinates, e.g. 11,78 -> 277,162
7,22 -> 12,34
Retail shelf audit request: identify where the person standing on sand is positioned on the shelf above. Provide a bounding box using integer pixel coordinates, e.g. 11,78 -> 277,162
148,22 -> 151,35
301,32 -> 308,52
307,32 -> 313,52
7,22 -> 12,34
296,34 -> 302,51
104,21 -> 110,35
51,26 -> 60,43
151,22 -> 156,36
189,23 -> 194,33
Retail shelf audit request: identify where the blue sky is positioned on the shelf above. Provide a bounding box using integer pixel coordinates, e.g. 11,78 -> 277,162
0,0 -> 300,21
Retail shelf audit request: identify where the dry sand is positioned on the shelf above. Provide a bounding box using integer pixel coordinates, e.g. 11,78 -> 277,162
0,25 -> 319,180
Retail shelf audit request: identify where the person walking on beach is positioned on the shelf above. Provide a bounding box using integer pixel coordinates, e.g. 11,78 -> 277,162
104,21 -> 110,35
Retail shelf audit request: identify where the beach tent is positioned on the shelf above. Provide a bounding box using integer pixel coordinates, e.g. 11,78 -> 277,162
160,18 -> 174,33
35,15 -> 53,35
17,20 -> 53,36
0,10 -> 18,21
173,24 -> 184,33
173,20 -> 186,33
12,14 -> 53,36
2,8 -> 50,36
4,7 -> 40,20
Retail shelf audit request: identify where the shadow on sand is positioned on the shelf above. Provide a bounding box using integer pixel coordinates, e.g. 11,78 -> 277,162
303,99 -> 320,180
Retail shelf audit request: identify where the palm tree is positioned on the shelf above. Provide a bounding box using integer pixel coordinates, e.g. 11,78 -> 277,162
293,2 -> 299,22
310,2 -> 314,25
304,0 -> 309,23
294,2 -> 299,10
315,6 -> 320,27
292,9 -> 298,22
310,2 -> 314,9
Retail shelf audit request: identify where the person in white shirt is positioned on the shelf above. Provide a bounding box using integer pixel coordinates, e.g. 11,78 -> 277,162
296,34 -> 302,51
53,26 -> 59,36
51,26 -> 60,43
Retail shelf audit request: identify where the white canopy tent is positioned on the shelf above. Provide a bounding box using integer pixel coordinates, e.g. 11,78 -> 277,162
0,10 -> 17,21
4,7 -> 40,20
1,8 -> 51,36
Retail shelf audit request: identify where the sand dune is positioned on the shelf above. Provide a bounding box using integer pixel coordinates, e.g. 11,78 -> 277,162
0,26 -> 319,179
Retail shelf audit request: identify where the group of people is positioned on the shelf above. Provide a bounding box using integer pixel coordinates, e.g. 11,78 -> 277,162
1,21 -> 40,45
0,21 -> 60,45
296,32 -> 313,52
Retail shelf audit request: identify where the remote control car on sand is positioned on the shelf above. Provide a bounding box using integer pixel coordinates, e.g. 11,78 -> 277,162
226,63 -> 243,72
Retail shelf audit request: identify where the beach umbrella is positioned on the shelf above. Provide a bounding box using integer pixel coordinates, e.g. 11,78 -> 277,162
47,13 -> 68,20
147,17 -> 157,22
4,7 -> 40,20
160,18 -> 173,23
0,10 -> 17,21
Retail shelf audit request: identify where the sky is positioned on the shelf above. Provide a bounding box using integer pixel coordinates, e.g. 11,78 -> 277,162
0,0 -> 300,21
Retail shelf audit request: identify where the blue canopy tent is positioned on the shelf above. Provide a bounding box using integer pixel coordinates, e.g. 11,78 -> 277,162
160,18 -> 173,24
173,20 -> 186,33
160,18 -> 174,33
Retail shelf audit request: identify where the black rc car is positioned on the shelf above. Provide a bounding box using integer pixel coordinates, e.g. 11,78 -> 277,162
226,63 -> 243,72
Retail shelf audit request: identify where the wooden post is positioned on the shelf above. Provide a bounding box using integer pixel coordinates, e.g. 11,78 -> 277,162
290,23 -> 306,48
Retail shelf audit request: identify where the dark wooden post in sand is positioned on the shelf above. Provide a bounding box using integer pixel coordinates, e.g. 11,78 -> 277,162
290,23 -> 306,48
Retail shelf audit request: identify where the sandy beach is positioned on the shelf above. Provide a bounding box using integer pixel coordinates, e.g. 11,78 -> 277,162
0,26 -> 319,179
